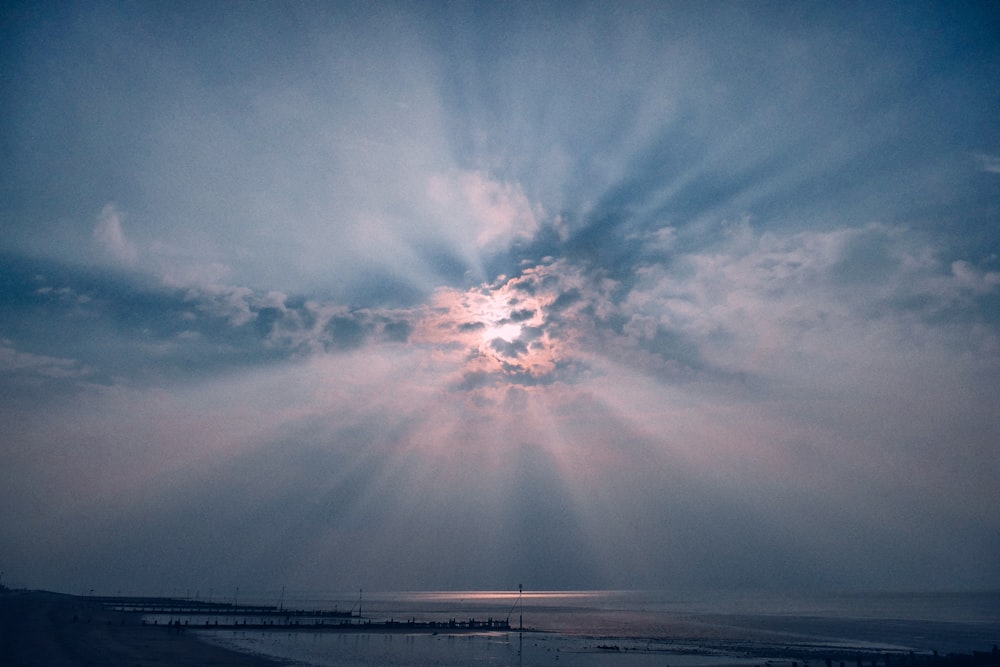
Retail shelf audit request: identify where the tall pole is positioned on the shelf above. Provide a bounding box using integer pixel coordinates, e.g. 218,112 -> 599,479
517,583 -> 524,662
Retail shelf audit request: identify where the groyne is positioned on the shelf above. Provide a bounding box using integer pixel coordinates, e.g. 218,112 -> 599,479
95,593 -> 518,634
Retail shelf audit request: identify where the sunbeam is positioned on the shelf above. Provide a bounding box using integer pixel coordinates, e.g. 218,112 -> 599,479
2,1 -> 998,600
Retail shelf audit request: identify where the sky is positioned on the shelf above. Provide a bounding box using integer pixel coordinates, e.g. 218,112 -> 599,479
1,1 -> 999,599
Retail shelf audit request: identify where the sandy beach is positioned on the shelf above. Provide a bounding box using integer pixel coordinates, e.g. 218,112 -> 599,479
0,589 -> 284,666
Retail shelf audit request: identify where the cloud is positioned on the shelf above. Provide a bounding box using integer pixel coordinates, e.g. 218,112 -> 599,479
93,204 -> 139,266
183,284 -> 286,328
427,170 -> 543,254
411,260 -> 610,390
14,216 -> 1000,410
975,153 -> 1000,174
951,260 -> 1000,294
0,339 -> 84,379
619,222 -> 1000,378
2,2 -> 999,596
3,217 -> 998,592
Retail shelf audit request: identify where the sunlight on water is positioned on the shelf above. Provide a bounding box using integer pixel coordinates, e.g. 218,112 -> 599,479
194,590 -> 1000,667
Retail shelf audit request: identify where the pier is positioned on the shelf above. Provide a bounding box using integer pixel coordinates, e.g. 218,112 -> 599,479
93,594 -> 522,633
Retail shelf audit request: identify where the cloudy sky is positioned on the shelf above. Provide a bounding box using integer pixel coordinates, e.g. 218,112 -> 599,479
2,2 -> 998,598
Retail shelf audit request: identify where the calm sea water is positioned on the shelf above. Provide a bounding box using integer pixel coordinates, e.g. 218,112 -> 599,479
195,590 -> 1000,667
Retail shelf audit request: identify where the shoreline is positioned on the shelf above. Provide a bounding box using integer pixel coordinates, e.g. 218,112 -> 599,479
3,589 -> 997,667
0,589 -> 284,666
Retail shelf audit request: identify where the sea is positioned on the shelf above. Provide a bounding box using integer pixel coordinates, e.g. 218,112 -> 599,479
189,589 -> 1000,667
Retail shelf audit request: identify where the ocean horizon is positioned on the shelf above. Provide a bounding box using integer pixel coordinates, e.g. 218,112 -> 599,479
182,588 -> 1000,667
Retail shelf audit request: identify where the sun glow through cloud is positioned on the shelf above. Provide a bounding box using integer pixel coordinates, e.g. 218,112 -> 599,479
486,322 -> 522,343
1,1 -> 998,598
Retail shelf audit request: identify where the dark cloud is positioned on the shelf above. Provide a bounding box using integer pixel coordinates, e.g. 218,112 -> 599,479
489,337 -> 527,358
0,254 -> 305,385
323,315 -> 368,351
380,318 -> 412,343
520,325 -> 543,342
507,308 -> 535,322
549,288 -> 583,311
458,321 -> 486,332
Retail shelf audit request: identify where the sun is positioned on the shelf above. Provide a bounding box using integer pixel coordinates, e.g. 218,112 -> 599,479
484,321 -> 522,344
464,280 -> 558,379
415,265 -> 572,385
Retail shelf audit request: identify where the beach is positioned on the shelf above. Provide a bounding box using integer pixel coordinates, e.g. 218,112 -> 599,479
3,589 -> 997,667
176,589 -> 1000,667
0,589 -> 283,666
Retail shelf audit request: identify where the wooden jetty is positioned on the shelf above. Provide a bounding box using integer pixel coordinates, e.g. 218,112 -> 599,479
94,594 -> 524,634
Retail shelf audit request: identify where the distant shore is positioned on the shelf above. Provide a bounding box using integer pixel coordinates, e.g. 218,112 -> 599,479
0,588 -> 283,666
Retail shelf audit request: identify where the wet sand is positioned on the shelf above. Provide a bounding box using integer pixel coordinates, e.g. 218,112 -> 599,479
0,589 -> 284,666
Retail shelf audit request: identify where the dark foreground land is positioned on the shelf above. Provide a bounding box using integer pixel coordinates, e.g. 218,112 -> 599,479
0,589 -> 283,666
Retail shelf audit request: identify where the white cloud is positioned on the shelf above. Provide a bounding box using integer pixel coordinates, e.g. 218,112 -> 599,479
951,260 -> 1000,294
427,171 -> 543,253
975,152 -> 1000,174
627,224 -> 677,253
621,222 -> 1000,381
93,203 -> 139,266
0,340 -> 83,378
183,284 -> 289,328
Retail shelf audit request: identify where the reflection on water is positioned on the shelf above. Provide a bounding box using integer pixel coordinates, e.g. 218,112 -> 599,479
196,590 -> 1000,667
200,630 -> 770,667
